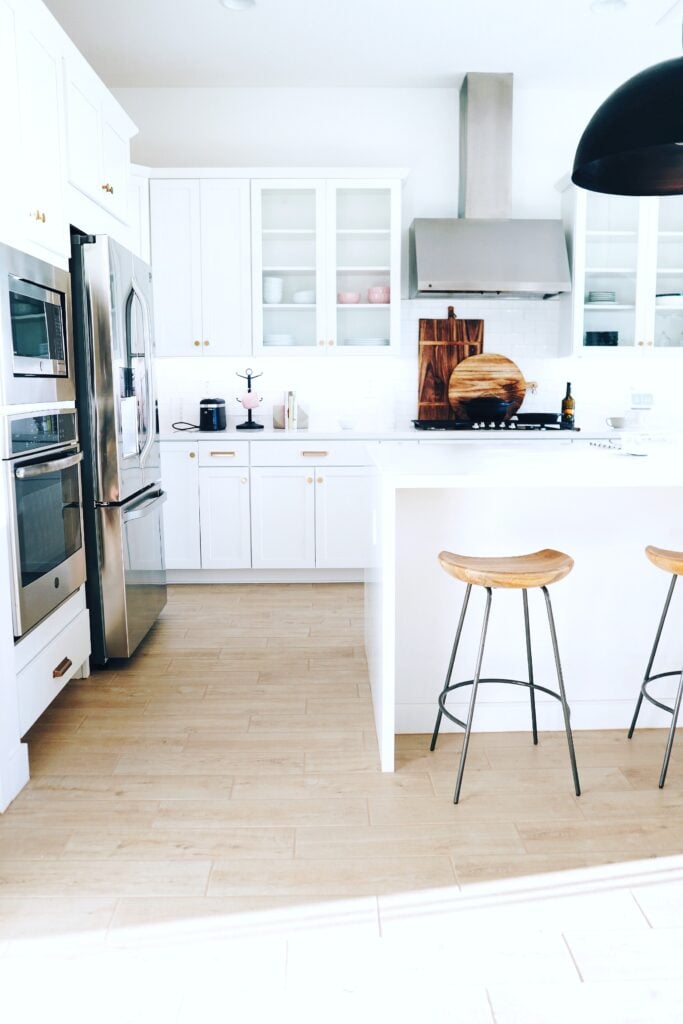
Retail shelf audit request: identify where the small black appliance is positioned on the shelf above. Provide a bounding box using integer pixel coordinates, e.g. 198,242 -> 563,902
199,398 -> 227,432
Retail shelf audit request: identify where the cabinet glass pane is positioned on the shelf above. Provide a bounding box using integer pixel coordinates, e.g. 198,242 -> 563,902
334,187 -> 391,349
583,193 -> 639,348
260,188 -> 319,350
655,195 -> 683,348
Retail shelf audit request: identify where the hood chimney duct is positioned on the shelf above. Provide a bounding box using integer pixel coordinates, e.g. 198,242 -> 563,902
458,72 -> 513,219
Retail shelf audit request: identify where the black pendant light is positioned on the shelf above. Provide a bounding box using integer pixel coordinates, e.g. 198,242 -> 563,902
572,55 -> 683,195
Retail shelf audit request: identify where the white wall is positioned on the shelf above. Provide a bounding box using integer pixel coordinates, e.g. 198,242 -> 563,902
116,84 -> 683,432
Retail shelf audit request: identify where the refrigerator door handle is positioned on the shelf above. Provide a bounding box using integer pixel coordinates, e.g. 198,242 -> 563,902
131,277 -> 156,469
122,489 -> 166,524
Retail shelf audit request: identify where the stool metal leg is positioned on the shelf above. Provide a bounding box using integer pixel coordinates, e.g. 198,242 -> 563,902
628,574 -> 677,740
659,667 -> 683,788
522,589 -> 538,746
453,587 -> 492,805
430,584 -> 472,751
542,586 -> 581,798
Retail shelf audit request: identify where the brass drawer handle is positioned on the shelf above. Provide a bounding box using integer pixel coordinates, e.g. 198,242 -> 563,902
210,451 -> 236,457
203,340 -> 210,347
101,183 -> 114,194
189,451 -> 196,459
53,657 -> 73,679
32,210 -> 46,223
317,476 -> 323,483
301,451 -> 328,457
193,340 -> 201,347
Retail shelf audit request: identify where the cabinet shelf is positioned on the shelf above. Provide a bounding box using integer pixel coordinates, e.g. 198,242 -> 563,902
585,268 -> 637,276
656,268 -> 683,275
262,229 -> 315,236
337,303 -> 390,309
584,303 -> 635,310
263,303 -> 316,309
586,230 -> 638,238
337,266 -> 390,273
336,229 -> 390,236
262,266 -> 316,273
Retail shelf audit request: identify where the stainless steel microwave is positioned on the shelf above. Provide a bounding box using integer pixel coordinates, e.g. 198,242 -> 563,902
0,242 -> 75,405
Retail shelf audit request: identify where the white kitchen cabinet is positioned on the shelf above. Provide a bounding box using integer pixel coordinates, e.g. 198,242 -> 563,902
252,178 -> 401,355
199,467 -> 251,569
150,178 -> 251,357
561,181 -> 683,353
250,466 -> 315,569
63,56 -> 135,223
160,442 -> 201,569
127,168 -> 150,262
14,8 -> 68,259
0,0 -> 21,250
314,467 -> 374,569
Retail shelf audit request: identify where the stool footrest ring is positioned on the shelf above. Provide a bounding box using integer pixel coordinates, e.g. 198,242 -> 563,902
639,671 -> 682,717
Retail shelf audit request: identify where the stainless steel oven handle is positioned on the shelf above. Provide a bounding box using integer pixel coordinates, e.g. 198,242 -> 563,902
15,450 -> 83,479
123,489 -> 166,523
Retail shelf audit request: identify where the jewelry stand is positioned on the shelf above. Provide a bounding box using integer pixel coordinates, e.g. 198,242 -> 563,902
235,368 -> 264,430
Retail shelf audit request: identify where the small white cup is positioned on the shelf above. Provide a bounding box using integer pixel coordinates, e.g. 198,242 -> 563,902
263,276 -> 284,304
605,416 -> 626,429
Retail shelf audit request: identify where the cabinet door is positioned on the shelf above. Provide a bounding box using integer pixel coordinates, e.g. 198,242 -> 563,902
150,180 -> 203,357
199,467 -> 251,568
315,467 -> 374,568
15,14 -> 67,258
326,179 -> 401,354
252,180 -> 327,355
160,443 -> 200,569
250,467 -> 315,568
63,56 -> 102,204
0,0 -> 20,249
101,95 -> 131,223
199,179 -> 251,356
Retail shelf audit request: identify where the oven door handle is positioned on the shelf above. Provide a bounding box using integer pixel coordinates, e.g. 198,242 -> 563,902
122,489 -> 166,524
15,450 -> 83,479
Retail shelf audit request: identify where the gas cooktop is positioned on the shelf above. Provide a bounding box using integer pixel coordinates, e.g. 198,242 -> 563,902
412,419 -> 566,431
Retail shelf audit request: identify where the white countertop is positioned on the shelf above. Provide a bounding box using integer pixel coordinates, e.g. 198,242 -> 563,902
158,426 -> 616,443
367,438 -> 683,488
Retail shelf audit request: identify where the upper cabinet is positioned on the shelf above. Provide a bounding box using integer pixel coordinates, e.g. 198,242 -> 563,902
252,178 -> 401,356
150,178 -> 251,358
14,5 -> 68,259
562,183 -> 683,353
63,55 -> 135,223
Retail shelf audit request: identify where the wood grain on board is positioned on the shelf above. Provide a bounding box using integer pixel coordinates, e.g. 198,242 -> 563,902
417,307 -> 484,421
447,352 -> 526,421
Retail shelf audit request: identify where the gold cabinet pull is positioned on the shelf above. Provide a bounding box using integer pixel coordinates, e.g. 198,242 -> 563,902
189,451 -> 196,459
32,210 -> 46,223
240,477 -> 248,484
193,340 -> 201,347
101,183 -> 114,194
53,657 -> 73,679
301,451 -> 328,457
306,476 -> 313,484
203,340 -> 210,347
317,476 -> 323,483
318,340 -> 325,346
210,451 -> 236,457
328,339 -> 335,346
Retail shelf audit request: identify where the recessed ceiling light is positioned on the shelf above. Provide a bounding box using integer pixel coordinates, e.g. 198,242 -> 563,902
219,0 -> 255,10
590,0 -> 627,11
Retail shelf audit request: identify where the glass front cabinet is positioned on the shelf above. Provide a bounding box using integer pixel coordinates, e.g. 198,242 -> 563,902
561,181 -> 683,354
252,178 -> 401,355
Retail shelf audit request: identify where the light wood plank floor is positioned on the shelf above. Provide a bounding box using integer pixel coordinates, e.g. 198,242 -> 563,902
2,582 -> 682,939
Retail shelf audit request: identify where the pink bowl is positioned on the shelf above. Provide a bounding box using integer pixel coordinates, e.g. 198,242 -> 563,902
368,286 -> 390,304
338,291 -> 361,304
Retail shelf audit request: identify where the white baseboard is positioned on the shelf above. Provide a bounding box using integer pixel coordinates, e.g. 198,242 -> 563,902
396,698 -> 675,734
167,569 -> 363,584
0,741 -> 29,813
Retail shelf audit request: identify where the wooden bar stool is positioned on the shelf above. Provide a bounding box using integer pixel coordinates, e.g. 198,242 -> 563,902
430,548 -> 581,804
628,546 -> 683,788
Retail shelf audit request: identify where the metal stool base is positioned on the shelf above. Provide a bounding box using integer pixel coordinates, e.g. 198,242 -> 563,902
430,584 -> 581,804
628,574 -> 683,788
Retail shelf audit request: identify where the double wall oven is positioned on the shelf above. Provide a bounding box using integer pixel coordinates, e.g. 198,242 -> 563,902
2,409 -> 86,639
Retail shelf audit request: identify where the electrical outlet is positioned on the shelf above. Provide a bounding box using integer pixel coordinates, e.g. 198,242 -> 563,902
630,391 -> 654,410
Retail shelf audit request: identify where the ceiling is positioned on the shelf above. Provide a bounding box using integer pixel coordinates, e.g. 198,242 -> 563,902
43,0 -> 682,89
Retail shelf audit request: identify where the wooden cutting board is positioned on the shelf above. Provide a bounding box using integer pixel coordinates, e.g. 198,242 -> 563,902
448,353 -> 526,421
418,307 -> 484,421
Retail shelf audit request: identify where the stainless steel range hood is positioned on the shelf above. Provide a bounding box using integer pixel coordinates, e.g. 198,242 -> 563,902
409,73 -> 571,298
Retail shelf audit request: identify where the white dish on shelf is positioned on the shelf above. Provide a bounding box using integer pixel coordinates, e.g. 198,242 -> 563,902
341,337 -> 390,347
263,333 -> 294,346
293,290 -> 315,304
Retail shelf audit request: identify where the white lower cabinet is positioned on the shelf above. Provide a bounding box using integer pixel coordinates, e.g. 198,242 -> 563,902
160,442 -> 201,569
250,466 -> 316,569
315,467 -> 374,569
199,467 -> 251,569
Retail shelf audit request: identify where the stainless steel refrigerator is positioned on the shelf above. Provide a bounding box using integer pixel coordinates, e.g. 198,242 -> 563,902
70,233 -> 167,664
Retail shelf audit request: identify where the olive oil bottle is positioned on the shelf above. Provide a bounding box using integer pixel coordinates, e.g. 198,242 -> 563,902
560,382 -> 575,430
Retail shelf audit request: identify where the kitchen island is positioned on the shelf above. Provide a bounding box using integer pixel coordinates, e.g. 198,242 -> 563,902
365,438 -> 683,770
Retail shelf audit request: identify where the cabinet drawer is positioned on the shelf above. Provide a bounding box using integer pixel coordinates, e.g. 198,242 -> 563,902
198,440 -> 249,467
16,608 -> 91,736
250,440 -> 370,467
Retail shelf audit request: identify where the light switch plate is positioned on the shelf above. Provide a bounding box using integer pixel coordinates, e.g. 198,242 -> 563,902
630,391 -> 654,409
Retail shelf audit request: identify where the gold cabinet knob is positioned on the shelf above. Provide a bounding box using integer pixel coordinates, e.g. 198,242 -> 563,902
32,210 -> 46,222
101,183 -> 114,194
241,477 -> 248,484
317,476 -> 323,483
328,339 -> 335,347
637,340 -> 644,347
203,340 -> 210,347
306,476 -> 313,484
189,451 -> 196,459
193,340 -> 201,347
318,340 -> 325,346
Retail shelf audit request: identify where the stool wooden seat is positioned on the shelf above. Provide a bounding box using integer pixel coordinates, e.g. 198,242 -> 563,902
629,544 -> 683,787
646,545 -> 683,576
438,549 -> 574,590
432,547 -> 580,804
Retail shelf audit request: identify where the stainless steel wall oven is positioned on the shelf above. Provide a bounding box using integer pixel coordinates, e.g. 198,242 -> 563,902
2,409 -> 86,638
